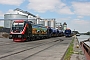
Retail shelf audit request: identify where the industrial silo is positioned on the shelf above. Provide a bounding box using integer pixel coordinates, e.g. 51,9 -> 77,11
51,19 -> 56,28
47,21 -> 51,27
4,14 -> 28,28
42,19 -> 56,28
44,20 -> 48,27
39,20 -> 45,26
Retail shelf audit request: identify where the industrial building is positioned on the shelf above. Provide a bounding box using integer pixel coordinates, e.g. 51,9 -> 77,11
55,22 -> 63,30
63,22 -> 67,31
4,8 -> 56,28
55,22 -> 67,31
4,14 -> 28,28
4,8 -> 37,28
39,19 -> 56,28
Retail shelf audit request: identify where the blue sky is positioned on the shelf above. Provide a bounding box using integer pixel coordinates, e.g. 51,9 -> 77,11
0,0 -> 90,33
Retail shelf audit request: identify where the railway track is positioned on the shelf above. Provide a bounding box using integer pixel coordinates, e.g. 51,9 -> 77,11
0,37 -> 63,47
0,37 -> 61,46
0,37 -> 63,60
22,40 -> 61,60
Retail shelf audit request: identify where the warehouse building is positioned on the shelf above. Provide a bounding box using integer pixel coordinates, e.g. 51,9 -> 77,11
4,8 -> 56,28
4,8 -> 37,28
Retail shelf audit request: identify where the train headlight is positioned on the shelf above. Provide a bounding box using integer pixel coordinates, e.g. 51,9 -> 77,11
18,35 -> 22,38
20,30 -> 23,32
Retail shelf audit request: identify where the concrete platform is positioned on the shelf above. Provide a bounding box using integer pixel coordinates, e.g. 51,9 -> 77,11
70,36 -> 86,60
0,37 -> 72,60
25,40 -> 71,60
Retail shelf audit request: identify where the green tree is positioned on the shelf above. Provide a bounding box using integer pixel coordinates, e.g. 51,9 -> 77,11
85,31 -> 90,35
72,31 -> 79,34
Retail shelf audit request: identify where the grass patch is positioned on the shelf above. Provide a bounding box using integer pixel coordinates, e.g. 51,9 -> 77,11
64,39 -> 74,60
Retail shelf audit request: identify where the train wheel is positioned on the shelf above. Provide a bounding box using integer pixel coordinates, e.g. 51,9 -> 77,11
25,37 -> 32,42
25,39 -> 29,42
39,37 -> 42,40
33,37 -> 36,41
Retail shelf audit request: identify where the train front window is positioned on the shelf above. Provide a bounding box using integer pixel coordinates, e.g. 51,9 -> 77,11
12,23 -> 24,27
12,22 -> 24,32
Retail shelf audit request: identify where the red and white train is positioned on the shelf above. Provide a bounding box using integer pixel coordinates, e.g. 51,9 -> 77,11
9,20 -> 64,42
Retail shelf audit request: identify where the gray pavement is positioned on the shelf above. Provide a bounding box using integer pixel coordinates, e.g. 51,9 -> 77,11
70,35 -> 86,60
23,39 -> 71,60
0,37 -> 72,60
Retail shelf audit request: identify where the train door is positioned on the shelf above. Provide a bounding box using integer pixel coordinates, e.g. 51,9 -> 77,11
28,23 -> 32,37
25,22 -> 32,41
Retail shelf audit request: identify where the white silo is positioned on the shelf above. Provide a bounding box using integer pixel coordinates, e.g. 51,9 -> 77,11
44,19 -> 48,27
51,19 -> 55,28
4,14 -> 28,28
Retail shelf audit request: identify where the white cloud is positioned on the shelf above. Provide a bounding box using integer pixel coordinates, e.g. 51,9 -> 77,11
72,2 -> 90,16
77,16 -> 83,18
56,18 -> 70,23
72,19 -> 89,25
27,0 -> 60,12
0,0 -> 25,6
58,6 -> 74,14
63,0 -> 88,2
27,0 -> 73,14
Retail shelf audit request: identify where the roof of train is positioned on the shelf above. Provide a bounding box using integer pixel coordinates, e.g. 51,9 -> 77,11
14,20 -> 24,23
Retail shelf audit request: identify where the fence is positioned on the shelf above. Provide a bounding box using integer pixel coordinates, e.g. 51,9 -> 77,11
0,27 -> 10,33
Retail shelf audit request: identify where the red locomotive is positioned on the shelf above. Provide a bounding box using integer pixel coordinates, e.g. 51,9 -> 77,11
9,20 -> 64,42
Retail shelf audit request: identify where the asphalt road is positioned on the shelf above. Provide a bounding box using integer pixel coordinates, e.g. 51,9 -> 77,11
0,37 -> 72,60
